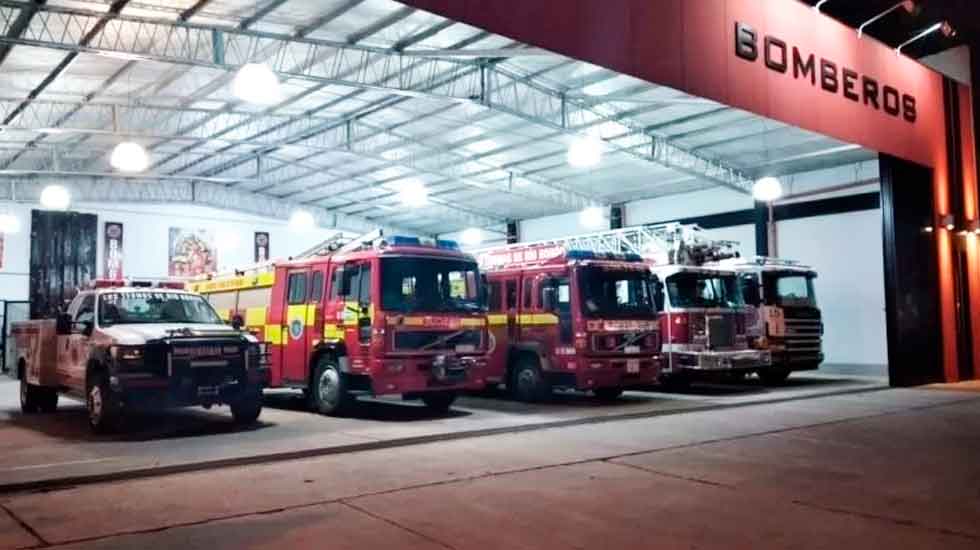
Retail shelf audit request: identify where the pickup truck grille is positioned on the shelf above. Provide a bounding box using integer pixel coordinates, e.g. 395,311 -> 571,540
393,330 -> 482,352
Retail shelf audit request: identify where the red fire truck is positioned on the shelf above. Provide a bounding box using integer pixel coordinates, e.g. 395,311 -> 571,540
475,243 -> 663,401
189,232 -> 488,415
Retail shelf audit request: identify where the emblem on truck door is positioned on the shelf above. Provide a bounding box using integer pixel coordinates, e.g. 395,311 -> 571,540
289,318 -> 304,340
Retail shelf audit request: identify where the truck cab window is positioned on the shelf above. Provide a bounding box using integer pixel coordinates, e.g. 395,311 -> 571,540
287,273 -> 308,305
75,295 -> 95,326
523,279 -> 533,309
356,264 -> 372,304
506,280 -> 517,309
488,281 -> 502,312
310,271 -> 324,302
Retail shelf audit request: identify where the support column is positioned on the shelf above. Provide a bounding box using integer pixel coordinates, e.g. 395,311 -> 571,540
753,200 -> 769,257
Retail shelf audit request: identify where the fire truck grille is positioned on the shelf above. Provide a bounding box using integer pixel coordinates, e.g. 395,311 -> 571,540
393,330 -> 482,352
591,332 -> 660,353
707,315 -> 735,348
783,318 -> 823,353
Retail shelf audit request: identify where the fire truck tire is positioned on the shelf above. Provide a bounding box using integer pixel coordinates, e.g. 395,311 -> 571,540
758,367 -> 792,385
659,374 -> 691,392
87,371 -> 123,434
594,387 -> 624,401
19,371 -> 39,414
511,356 -> 551,402
231,386 -> 263,425
309,357 -> 351,416
421,391 -> 457,413
37,388 -> 59,413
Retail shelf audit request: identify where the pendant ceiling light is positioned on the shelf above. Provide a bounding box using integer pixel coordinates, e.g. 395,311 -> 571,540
40,185 -> 71,210
110,141 -> 150,172
579,206 -> 607,229
232,63 -> 283,105
289,210 -> 316,232
398,180 -> 429,208
567,135 -> 603,168
752,176 -> 783,202
460,227 -> 484,247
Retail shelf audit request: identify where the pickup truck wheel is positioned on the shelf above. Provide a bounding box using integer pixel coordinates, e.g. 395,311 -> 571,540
38,388 -> 58,413
87,373 -> 122,434
511,356 -> 550,403
308,357 -> 350,416
19,376 -> 39,414
659,373 -> 691,392
594,387 -> 624,401
231,386 -> 263,425
758,367 -> 792,385
420,391 -> 456,413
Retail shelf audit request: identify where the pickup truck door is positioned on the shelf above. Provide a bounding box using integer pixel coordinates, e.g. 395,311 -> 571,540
56,294 -> 94,394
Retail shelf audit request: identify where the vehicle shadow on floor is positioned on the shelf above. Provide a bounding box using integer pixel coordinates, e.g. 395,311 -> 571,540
262,391 -> 475,422
2,403 -> 277,443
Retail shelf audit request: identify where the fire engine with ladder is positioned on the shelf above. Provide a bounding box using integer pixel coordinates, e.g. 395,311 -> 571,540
189,230 -> 488,415
476,238 -> 663,401
711,256 -> 824,383
477,223 -> 772,392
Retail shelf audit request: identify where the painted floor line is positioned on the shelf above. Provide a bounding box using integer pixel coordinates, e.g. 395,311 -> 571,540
2,457 -> 121,472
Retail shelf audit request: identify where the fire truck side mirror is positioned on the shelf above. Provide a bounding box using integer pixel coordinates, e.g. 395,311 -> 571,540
55,313 -> 72,335
741,275 -> 762,307
541,286 -> 558,311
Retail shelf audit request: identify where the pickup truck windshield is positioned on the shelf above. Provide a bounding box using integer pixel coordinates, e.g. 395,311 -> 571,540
666,272 -> 743,309
579,266 -> 657,318
98,292 -> 224,325
381,257 -> 484,313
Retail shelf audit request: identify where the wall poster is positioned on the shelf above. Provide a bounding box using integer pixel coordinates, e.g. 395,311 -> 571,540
168,228 -> 217,277
254,231 -> 269,262
103,222 -> 124,280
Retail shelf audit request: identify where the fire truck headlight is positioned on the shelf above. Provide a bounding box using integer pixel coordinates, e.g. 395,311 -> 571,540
111,345 -> 144,361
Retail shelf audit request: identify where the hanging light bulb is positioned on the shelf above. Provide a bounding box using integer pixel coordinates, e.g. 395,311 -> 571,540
289,210 -> 315,232
567,135 -> 603,168
398,180 -> 429,208
752,176 -> 783,202
110,141 -> 150,172
0,212 -> 21,234
579,206 -> 607,229
232,63 -> 283,105
460,227 -> 484,247
40,185 -> 71,210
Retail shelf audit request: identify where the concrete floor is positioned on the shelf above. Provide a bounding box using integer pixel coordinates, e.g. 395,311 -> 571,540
0,385 -> 977,549
0,373 -> 884,489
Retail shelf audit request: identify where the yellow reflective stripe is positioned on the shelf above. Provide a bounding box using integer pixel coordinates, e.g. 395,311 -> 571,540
324,324 -> 343,340
306,304 -> 317,325
402,317 -> 426,326
245,307 -> 266,327
487,314 -> 508,326
518,313 -> 559,325
192,271 -> 276,294
265,325 -> 282,345
459,318 -> 486,327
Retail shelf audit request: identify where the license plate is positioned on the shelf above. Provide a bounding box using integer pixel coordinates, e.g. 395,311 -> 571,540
626,359 -> 640,374
624,345 -> 640,354
197,385 -> 220,397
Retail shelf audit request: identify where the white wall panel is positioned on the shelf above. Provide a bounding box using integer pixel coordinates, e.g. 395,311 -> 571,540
519,210 -> 610,242
625,187 -> 753,225
776,210 -> 887,366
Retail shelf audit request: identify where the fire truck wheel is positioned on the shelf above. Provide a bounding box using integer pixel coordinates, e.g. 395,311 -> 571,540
231,386 -> 263,425
87,372 -> 122,434
309,357 -> 350,416
511,356 -> 551,403
19,373 -> 39,414
758,367 -> 791,385
421,391 -> 457,413
38,388 -> 59,413
594,387 -> 624,401
659,374 -> 691,392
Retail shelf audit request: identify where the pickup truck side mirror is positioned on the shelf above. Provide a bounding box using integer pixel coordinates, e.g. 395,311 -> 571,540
80,321 -> 94,337
230,315 -> 244,331
55,313 -> 72,335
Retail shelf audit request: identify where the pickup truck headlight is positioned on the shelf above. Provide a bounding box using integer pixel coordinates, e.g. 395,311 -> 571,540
111,345 -> 144,362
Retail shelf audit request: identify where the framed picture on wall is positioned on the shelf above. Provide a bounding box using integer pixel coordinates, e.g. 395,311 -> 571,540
103,222 -> 124,280
168,228 -> 217,277
254,232 -> 269,262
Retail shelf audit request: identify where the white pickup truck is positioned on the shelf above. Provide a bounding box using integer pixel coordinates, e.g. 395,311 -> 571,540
11,280 -> 268,433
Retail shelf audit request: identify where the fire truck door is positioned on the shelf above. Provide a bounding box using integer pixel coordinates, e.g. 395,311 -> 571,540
505,279 -> 519,341
57,294 -> 94,393
282,269 -> 312,383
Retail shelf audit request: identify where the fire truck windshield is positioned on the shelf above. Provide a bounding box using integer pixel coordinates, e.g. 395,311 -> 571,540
381,258 -> 484,313
578,267 -> 657,318
98,292 -> 224,326
765,273 -> 817,307
666,272 -> 743,309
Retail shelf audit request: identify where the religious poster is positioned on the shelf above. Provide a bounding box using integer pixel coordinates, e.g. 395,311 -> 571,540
168,228 -> 217,277
254,231 -> 270,262
103,222 -> 124,280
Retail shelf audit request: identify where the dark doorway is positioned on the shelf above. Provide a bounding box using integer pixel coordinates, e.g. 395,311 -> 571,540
29,210 -> 98,319
879,155 -> 942,386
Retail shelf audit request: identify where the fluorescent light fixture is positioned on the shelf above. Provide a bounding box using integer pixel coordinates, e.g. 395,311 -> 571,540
815,0 -> 831,11
460,227 -> 484,246
466,139 -> 498,154
110,141 -> 149,172
579,206 -> 607,229
896,21 -> 953,56
289,210 -> 315,232
398,180 -> 429,208
232,63 -> 282,105
581,83 -> 608,97
752,176 -> 783,202
0,212 -> 20,234
859,1 -> 919,38
567,135 -> 603,168
40,185 -> 70,210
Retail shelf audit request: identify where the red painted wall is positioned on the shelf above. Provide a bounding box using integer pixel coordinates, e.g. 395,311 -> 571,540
960,84 -> 980,380
397,0 -> 967,380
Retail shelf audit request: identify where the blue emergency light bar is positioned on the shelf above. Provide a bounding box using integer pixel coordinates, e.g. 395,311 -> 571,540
566,250 -> 644,262
388,235 -> 461,250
